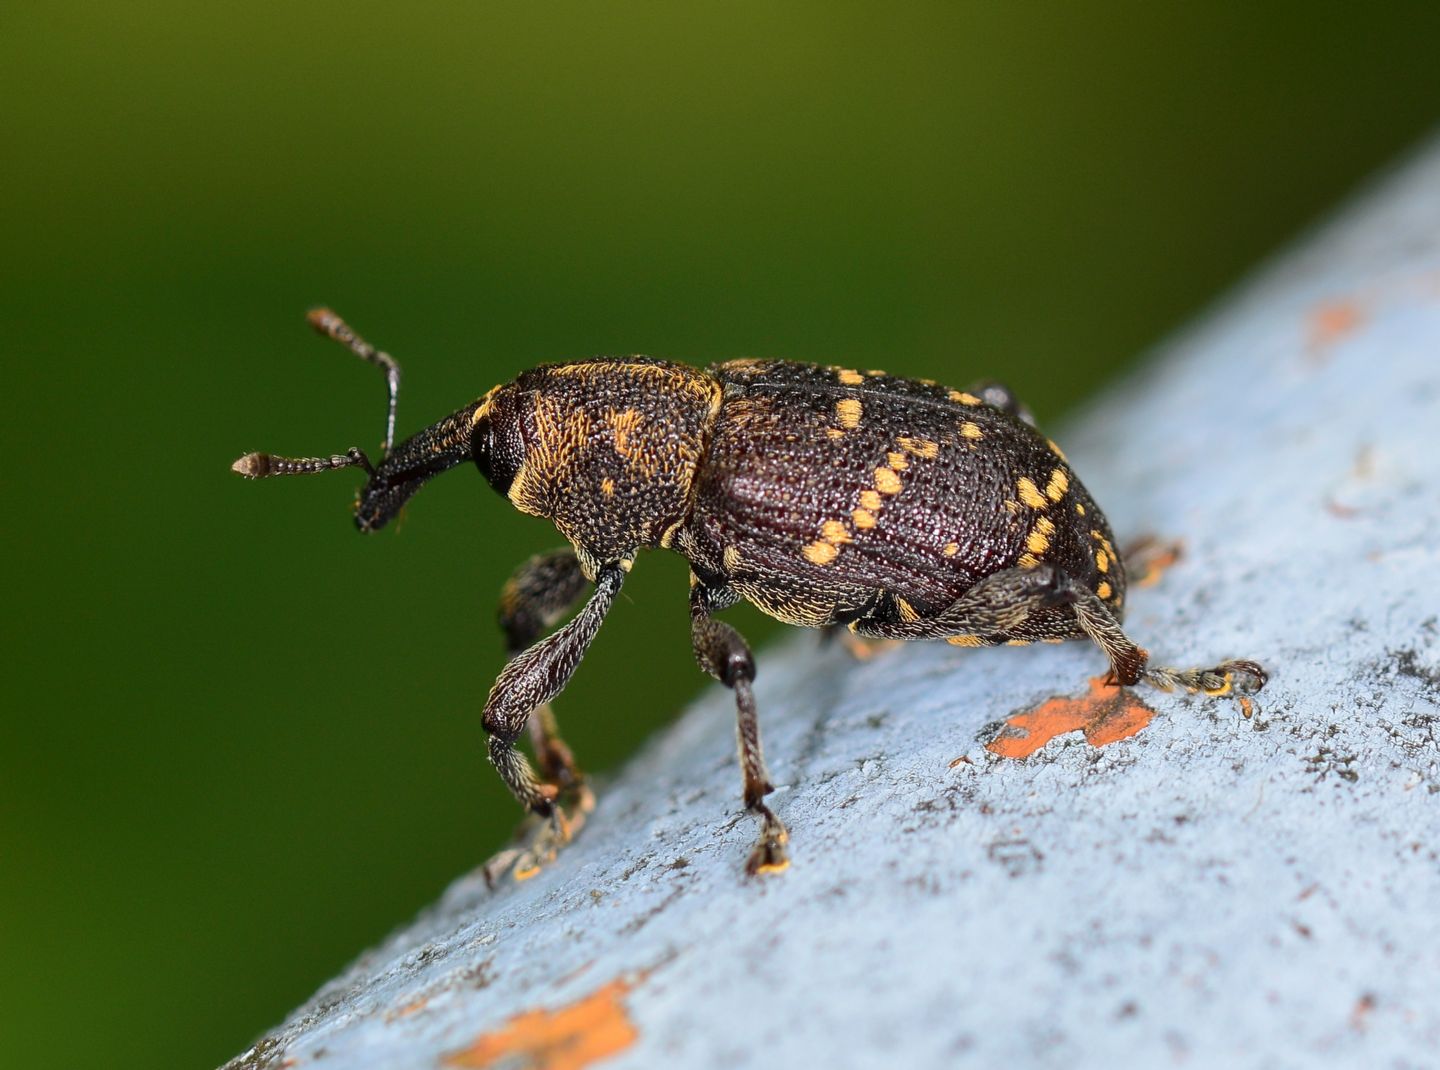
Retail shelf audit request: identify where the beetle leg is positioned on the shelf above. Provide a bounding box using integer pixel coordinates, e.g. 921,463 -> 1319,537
499,549 -> 592,788
480,563 -> 624,883
965,379 -> 1036,427
852,565 -> 1077,641
690,579 -> 789,876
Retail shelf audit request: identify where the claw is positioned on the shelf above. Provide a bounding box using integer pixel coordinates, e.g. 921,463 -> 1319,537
480,780 -> 596,887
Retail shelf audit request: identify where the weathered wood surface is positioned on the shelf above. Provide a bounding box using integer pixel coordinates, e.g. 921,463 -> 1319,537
227,139 -> 1440,1070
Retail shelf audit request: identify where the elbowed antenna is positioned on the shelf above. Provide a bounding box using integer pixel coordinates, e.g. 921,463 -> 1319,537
230,309 -> 402,483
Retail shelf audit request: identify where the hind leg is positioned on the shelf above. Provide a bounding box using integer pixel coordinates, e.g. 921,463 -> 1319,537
854,564 -> 1266,696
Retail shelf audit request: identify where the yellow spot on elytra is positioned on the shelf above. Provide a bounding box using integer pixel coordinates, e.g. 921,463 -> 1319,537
1017,477 -> 1048,509
820,519 -> 851,545
887,451 -> 909,471
852,508 -> 877,529
826,427 -> 845,440
943,542 -> 959,557
1045,468 -> 1069,501
947,634 -> 985,647
874,467 -> 903,495
1075,502 -> 1086,516
1096,581 -> 1112,599
1018,552 -> 1041,569
835,398 -> 863,429
1047,439 -> 1068,462
960,421 -> 983,440
601,477 -> 615,496
1096,549 -> 1110,573
898,436 -> 940,459
723,545 -> 743,571
950,390 -> 982,405
896,598 -> 920,622
1004,499 -> 1022,515
836,369 -> 865,386
865,369 -> 886,377
1026,515 -> 1055,556
859,489 -> 882,510
802,540 -> 839,566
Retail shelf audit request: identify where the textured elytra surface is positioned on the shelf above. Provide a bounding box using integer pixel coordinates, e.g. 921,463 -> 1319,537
226,139 -> 1440,1070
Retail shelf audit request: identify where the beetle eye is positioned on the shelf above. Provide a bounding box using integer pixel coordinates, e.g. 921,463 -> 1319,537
472,405 -> 522,495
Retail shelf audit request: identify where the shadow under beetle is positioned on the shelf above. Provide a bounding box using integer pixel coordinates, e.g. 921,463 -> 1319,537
233,310 -> 1266,878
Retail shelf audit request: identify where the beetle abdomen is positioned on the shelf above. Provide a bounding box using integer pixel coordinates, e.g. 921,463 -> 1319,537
678,361 -> 1124,630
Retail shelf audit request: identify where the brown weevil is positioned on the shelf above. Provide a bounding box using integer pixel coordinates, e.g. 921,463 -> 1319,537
233,310 -> 1266,878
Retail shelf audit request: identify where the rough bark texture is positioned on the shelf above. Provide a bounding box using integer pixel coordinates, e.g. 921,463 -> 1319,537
227,139 -> 1440,1070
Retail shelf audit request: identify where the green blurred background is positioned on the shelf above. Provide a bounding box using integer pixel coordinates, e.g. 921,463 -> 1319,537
3,3 -> 1438,1067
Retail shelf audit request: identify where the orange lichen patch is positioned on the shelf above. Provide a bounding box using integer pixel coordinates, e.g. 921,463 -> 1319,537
1307,298 -> 1364,358
840,634 -> 900,661
985,676 -> 1157,759
1125,538 -> 1183,588
444,978 -> 640,1070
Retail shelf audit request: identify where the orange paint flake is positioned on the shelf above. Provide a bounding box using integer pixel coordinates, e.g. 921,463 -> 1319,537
445,978 -> 640,1070
985,676 -> 1157,759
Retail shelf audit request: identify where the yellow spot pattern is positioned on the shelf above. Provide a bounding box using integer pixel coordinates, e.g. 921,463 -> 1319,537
836,369 -> 865,386
1045,468 -> 1069,502
874,467 -> 903,495
897,436 -> 940,459
1097,581 -> 1112,599
852,508 -> 877,529
887,451 -> 909,471
1017,477 -> 1048,509
1026,515 -> 1056,556
943,542 -> 959,557
1047,439 -> 1068,462
1096,549 -> 1110,573
802,540 -> 838,566
859,490 -> 882,510
949,390 -> 982,405
960,421 -> 983,441
820,520 -> 852,545
835,398 -> 863,429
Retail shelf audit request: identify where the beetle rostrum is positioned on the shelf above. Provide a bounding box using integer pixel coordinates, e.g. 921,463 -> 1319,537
233,310 -> 1267,878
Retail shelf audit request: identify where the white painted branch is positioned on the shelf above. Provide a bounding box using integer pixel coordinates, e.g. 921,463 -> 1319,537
227,138 -> 1440,1070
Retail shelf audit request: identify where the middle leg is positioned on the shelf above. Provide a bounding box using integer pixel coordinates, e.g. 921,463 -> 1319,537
690,578 -> 789,875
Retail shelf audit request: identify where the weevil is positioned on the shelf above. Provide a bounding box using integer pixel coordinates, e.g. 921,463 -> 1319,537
233,310 -> 1266,877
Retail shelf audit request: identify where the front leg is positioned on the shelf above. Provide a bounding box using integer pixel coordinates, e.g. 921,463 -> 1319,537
498,548 -> 591,786
690,578 -> 789,876
482,562 -> 624,880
